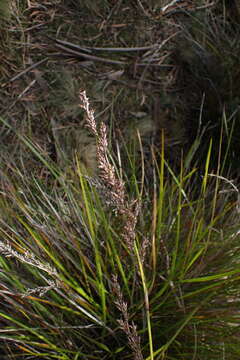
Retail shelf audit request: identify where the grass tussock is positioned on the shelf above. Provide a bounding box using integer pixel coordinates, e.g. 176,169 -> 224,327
0,91 -> 240,359
1,1 -> 240,359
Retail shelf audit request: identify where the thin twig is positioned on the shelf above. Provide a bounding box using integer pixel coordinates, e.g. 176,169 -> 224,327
5,58 -> 48,84
52,38 -> 162,53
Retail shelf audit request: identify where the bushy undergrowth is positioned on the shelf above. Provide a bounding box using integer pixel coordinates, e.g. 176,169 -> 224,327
1,92 -> 240,359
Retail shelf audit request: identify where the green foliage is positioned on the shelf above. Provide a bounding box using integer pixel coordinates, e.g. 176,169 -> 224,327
1,1 -> 240,359
0,109 -> 240,359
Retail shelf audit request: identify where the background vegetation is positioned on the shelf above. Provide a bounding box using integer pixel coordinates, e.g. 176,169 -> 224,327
1,0 -> 240,359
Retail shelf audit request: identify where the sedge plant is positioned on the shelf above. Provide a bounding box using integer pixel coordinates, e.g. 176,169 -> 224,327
0,91 -> 240,359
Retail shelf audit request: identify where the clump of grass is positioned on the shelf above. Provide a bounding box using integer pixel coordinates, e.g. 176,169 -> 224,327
1,90 -> 240,359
